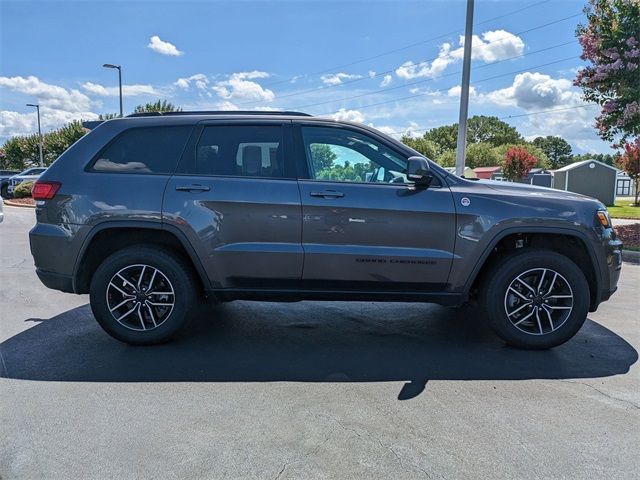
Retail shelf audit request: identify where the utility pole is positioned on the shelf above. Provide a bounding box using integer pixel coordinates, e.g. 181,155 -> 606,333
26,103 -> 44,166
455,0 -> 474,176
103,63 -> 123,117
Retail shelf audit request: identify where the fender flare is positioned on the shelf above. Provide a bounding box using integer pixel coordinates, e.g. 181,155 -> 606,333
72,220 -> 211,292
462,226 -> 603,297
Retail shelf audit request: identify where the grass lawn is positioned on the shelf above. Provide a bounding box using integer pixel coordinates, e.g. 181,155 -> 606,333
608,199 -> 640,219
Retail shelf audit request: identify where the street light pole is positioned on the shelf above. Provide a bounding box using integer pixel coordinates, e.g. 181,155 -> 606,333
26,103 -> 44,166
103,63 -> 123,117
455,0 -> 474,176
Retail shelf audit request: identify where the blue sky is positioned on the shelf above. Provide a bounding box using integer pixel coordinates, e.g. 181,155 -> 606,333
0,0 -> 608,153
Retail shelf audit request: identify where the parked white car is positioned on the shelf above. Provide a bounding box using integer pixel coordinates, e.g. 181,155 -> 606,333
7,167 -> 47,196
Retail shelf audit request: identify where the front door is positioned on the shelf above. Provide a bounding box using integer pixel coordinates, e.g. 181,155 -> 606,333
296,124 -> 456,290
163,121 -> 303,289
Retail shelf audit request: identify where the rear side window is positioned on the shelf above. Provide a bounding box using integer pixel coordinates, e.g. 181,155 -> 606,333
92,126 -> 191,174
192,125 -> 289,178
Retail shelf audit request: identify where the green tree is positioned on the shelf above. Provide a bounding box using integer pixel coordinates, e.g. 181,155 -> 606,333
575,0 -> 640,144
423,124 -> 458,157
435,149 -> 456,168
617,138 -> 640,205
310,144 -> 337,171
98,113 -> 119,120
401,136 -> 438,159
133,100 -> 182,113
466,115 -> 523,146
532,136 -> 573,169
465,142 -> 502,169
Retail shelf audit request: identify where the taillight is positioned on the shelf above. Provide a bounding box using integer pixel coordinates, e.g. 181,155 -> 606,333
32,181 -> 61,200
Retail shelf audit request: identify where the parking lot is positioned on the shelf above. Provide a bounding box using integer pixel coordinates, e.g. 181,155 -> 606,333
1,204 -> 639,479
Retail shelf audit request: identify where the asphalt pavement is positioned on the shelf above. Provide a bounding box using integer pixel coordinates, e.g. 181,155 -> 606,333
1,205 -> 638,479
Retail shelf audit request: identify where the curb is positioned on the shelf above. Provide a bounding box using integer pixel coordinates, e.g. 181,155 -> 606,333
622,250 -> 640,264
4,200 -> 36,208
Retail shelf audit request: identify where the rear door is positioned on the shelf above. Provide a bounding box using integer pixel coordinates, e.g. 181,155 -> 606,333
162,120 -> 303,289
295,123 -> 456,290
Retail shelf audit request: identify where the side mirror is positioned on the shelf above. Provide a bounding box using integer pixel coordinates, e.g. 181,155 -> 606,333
406,156 -> 433,187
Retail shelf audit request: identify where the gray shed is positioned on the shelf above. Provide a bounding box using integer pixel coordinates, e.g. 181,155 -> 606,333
552,159 -> 617,205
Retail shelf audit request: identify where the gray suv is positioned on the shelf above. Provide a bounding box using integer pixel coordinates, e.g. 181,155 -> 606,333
29,111 -> 622,348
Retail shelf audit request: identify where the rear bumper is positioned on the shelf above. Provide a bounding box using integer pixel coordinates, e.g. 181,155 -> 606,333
36,268 -> 75,293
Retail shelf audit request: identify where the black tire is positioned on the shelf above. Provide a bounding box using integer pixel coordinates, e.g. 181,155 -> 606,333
90,245 -> 199,345
479,248 -> 590,349
1,184 -> 10,199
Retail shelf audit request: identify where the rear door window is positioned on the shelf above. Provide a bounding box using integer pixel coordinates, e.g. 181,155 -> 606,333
92,126 -> 192,174
191,125 -> 291,178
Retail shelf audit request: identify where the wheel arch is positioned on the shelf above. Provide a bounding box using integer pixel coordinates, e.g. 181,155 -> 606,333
73,221 -> 211,294
465,227 -> 602,311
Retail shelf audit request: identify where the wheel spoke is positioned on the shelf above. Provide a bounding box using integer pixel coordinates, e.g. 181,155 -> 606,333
147,291 -> 174,296
545,272 -> 558,296
542,305 -> 555,331
145,302 -> 157,328
508,286 -> 530,301
515,276 -> 536,294
546,295 -> 573,299
137,265 -> 146,290
109,283 -> 135,298
513,309 -> 535,326
147,302 -> 173,307
136,304 -> 146,330
115,304 -> 139,323
535,309 -> 543,335
109,297 -> 134,312
116,273 -> 139,293
507,301 -> 532,317
148,268 -> 158,292
537,269 -> 547,292
546,305 -> 572,310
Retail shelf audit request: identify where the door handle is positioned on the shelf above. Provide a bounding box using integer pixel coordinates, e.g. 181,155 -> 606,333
175,184 -> 210,192
310,190 -> 344,198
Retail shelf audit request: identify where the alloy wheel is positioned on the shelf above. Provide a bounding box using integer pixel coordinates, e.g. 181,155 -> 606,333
106,264 -> 175,331
503,268 -> 573,336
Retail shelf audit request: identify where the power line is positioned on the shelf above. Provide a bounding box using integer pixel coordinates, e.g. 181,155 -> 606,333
259,0 -> 554,89
242,12 -> 582,106
498,104 -> 595,119
264,39 -> 577,108
313,55 -> 578,115
293,53 -> 577,112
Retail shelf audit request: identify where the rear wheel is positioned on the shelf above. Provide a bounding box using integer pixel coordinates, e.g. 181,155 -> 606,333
480,248 -> 590,349
90,246 -> 198,345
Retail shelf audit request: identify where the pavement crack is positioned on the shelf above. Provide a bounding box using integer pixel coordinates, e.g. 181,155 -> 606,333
559,380 -> 640,410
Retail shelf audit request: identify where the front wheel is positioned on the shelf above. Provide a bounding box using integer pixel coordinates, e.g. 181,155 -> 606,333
480,248 -> 590,349
90,246 -> 199,345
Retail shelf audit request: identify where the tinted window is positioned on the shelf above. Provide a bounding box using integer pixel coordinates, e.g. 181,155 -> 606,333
301,126 -> 411,184
193,126 -> 287,178
93,126 -> 191,173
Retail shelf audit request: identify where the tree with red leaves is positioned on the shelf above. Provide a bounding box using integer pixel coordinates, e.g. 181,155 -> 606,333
502,146 -> 538,182
618,138 -> 640,205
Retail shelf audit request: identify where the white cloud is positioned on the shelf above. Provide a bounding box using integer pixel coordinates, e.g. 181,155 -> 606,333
0,107 -> 99,139
174,74 -> 209,91
396,29 -> 524,80
447,85 -> 477,98
320,72 -> 362,86
368,71 -> 377,78
0,75 -> 93,112
380,75 -> 393,87
81,82 -> 160,97
328,108 -> 365,123
147,35 -> 183,56
483,72 -> 582,110
212,71 -> 274,101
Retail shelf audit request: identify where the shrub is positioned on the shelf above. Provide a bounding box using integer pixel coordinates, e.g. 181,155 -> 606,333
13,180 -> 34,198
502,147 -> 537,182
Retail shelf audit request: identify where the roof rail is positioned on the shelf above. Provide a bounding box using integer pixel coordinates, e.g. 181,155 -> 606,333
126,110 -> 312,118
